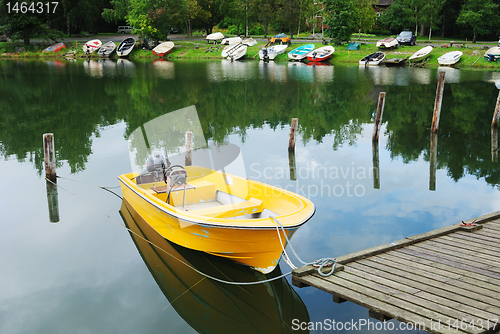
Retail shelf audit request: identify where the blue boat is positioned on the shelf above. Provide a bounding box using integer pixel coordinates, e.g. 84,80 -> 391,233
288,44 -> 315,61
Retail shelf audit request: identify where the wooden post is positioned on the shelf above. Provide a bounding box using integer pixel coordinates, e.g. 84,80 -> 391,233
288,118 -> 298,151
372,141 -> 380,189
429,132 -> 438,191
492,127 -> 498,163
46,180 -> 60,223
491,90 -> 500,128
372,92 -> 386,142
431,71 -> 446,133
43,133 -> 56,183
288,150 -> 296,181
185,131 -> 193,166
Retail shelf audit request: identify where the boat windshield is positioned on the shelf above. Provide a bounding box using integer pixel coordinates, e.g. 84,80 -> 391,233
127,105 -> 248,192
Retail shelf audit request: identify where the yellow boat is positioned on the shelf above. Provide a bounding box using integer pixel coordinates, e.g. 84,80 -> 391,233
118,164 -> 315,274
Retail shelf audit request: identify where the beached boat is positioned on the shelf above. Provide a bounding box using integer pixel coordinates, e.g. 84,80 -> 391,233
270,33 -> 290,45
288,44 -> 315,61
437,51 -> 463,65
98,41 -> 116,58
206,32 -> 224,43
227,43 -> 247,61
152,42 -> 174,57
484,47 -> 500,62
116,37 -> 135,57
120,198 -> 310,331
382,57 -> 407,66
306,45 -> 334,62
242,38 -> 257,47
118,107 -> 315,274
83,39 -> 102,54
409,45 -> 433,62
221,36 -> 242,45
359,51 -> 385,66
376,37 -> 398,49
258,44 -> 287,60
43,42 -> 66,53
221,42 -> 240,57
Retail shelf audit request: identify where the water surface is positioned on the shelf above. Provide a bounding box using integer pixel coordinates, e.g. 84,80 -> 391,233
1,59 -> 500,333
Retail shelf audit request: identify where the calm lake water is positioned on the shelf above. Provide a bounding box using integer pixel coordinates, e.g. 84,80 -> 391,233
2,58 -> 500,333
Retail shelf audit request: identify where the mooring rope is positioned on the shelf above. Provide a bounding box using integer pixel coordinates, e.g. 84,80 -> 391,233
45,177 -> 293,286
271,217 -> 336,277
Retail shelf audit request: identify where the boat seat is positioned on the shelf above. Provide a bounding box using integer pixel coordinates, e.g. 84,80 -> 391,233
187,197 -> 264,218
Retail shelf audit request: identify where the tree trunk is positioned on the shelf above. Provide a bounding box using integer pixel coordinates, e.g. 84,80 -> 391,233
66,11 -> 71,36
473,28 -> 476,43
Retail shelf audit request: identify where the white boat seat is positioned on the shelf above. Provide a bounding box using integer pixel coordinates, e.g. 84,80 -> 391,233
187,197 -> 264,218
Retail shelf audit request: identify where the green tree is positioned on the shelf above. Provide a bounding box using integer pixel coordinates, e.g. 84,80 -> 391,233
457,0 -> 498,43
323,0 -> 356,44
420,0 -> 444,41
250,0 -> 275,37
376,0 -> 412,33
353,0 -> 377,40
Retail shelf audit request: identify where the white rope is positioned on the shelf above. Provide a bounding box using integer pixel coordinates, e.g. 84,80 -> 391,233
45,177 -> 293,286
271,217 -> 336,277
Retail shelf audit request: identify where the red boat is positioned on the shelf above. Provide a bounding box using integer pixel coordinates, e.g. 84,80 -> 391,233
43,42 -> 66,53
152,42 -> 174,57
306,45 -> 335,62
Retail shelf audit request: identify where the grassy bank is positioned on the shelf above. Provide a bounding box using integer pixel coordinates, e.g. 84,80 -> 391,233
1,39 -> 499,69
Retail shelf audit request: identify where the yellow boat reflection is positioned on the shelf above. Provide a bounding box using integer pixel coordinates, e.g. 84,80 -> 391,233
120,198 -> 310,333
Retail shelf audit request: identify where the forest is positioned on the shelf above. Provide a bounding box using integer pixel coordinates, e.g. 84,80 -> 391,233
0,0 -> 499,45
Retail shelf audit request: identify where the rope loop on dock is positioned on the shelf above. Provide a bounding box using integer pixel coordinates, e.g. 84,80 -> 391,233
272,217 -> 336,276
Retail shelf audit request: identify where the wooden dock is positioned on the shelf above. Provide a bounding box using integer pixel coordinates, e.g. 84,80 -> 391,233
292,212 -> 500,334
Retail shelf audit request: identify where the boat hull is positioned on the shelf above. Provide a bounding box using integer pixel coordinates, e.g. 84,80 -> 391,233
306,46 -> 334,62
153,42 -> 174,57
437,51 -> 462,65
118,167 -> 315,274
359,51 -> 385,66
259,45 -> 287,60
43,42 -> 66,53
409,46 -> 433,62
288,44 -> 315,61
83,39 -> 102,54
376,37 -> 398,49
116,38 -> 135,57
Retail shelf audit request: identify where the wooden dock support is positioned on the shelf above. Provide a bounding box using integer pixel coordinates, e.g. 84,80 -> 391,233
185,131 -> 193,166
372,142 -> 380,189
431,72 -> 445,133
46,180 -> 60,223
372,92 -> 386,142
492,90 -> 500,128
43,133 -> 57,183
43,133 -> 59,222
288,118 -> 298,151
288,150 -> 296,181
492,127 -> 498,163
429,132 -> 438,191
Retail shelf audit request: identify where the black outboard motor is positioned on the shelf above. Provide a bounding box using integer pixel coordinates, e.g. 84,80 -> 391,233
262,48 -> 268,59
146,153 -> 164,172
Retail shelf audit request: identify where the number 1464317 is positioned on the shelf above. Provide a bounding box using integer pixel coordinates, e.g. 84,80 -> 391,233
6,2 -> 59,14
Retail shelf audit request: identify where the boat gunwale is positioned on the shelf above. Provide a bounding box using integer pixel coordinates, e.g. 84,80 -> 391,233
118,173 -> 315,230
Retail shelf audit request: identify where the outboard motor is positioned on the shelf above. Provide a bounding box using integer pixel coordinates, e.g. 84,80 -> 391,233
262,48 -> 268,59
498,37 -> 500,47
146,153 -> 164,172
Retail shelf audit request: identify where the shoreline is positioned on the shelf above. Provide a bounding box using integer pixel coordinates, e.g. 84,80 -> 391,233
1,38 -> 500,69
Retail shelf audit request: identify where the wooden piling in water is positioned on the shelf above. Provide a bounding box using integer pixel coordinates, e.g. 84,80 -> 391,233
43,133 -> 56,183
431,72 -> 446,133
492,127 -> 498,163
372,92 -> 386,142
289,150 -> 296,181
185,131 -> 193,166
46,180 -> 60,223
372,142 -> 380,189
288,118 -> 298,151
491,90 -> 500,128
430,132 -> 438,191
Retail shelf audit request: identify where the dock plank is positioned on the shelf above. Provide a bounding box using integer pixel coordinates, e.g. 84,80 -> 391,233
292,219 -> 500,334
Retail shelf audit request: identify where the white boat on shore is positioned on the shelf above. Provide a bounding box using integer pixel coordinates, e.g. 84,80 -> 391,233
259,45 -> 287,60
242,38 -> 257,47
226,43 -> 247,61
206,32 -> 224,43
437,51 -> 463,65
484,47 -> 500,61
221,36 -> 242,45
359,51 -> 385,66
376,37 -> 398,49
98,41 -> 116,58
409,46 -> 433,62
